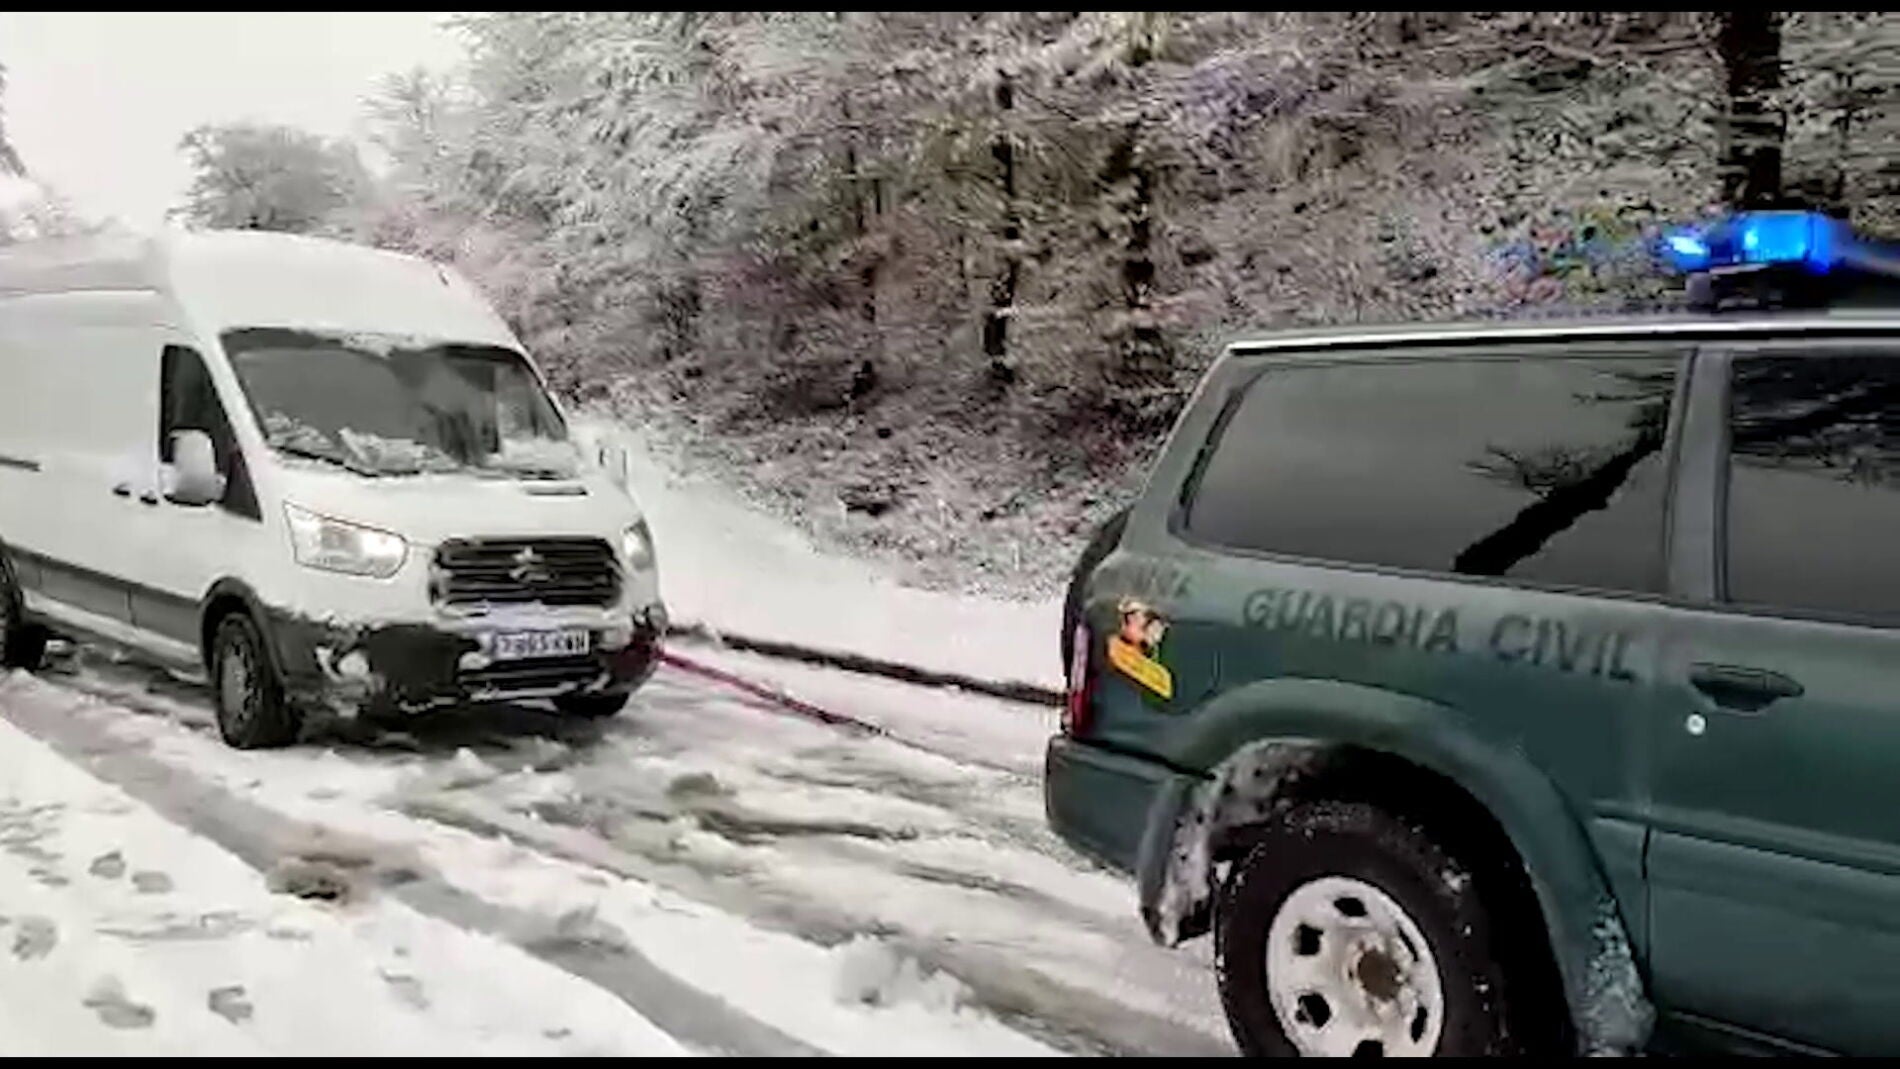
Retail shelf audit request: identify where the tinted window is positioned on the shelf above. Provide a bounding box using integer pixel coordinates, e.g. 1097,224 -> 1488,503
1185,353 -> 1679,593
1727,353 -> 1900,619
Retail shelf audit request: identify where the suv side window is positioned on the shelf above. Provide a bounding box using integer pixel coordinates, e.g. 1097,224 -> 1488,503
1727,352 -> 1900,619
1184,352 -> 1679,594
159,345 -> 259,519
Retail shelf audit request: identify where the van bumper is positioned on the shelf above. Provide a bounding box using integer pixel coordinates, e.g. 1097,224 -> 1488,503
266,602 -> 668,714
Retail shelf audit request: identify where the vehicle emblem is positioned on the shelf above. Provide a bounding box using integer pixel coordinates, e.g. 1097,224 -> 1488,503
510,547 -> 553,585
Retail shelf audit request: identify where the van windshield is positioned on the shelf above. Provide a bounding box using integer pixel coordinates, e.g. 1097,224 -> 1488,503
222,327 -> 578,479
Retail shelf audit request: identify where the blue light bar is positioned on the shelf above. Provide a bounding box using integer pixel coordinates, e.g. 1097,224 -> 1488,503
1660,210 -> 1848,275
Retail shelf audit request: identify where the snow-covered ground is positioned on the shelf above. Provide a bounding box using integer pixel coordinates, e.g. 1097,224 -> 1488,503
0,643 -> 1230,1057
574,416 -> 1066,695
0,693 -> 688,1056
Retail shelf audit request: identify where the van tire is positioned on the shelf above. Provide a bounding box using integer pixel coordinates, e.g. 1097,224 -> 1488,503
211,612 -> 302,749
1214,801 -> 1535,1057
554,691 -> 630,719
0,554 -> 48,671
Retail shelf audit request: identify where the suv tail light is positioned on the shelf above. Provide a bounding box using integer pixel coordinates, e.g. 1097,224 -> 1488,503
1062,621 -> 1093,737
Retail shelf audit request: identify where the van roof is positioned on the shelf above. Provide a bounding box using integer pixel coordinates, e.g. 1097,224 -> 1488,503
0,227 -> 517,347
1224,311 -> 1900,359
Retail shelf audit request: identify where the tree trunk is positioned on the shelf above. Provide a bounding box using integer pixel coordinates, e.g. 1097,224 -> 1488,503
982,70 -> 1021,388
841,91 -> 880,371
1716,11 -> 1786,209
1104,119 -> 1166,400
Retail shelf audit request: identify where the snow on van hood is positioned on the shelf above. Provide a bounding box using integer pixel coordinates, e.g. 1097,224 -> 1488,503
267,464 -> 645,547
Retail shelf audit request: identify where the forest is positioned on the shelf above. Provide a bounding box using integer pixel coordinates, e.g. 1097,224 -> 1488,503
5,12 -> 1898,596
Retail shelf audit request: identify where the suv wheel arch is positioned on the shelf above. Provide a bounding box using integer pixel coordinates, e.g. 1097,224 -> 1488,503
1139,719 -> 1653,1055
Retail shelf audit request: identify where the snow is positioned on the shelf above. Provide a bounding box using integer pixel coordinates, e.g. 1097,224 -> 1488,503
664,640 -> 1057,776
2,665 -> 1098,1055
1151,739 -> 1323,947
831,935 -> 969,1013
488,436 -> 582,479
337,428 -> 458,475
1579,898 -> 1653,1056
573,416 -> 1066,695
0,690 -> 688,1057
261,409 -> 339,457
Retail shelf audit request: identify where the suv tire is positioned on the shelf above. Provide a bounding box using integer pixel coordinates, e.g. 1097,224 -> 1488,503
1214,800 -> 1539,1057
0,553 -> 48,671
211,612 -> 302,749
555,690 -> 631,719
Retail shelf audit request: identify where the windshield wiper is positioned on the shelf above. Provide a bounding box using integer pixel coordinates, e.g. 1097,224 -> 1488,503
270,443 -> 384,478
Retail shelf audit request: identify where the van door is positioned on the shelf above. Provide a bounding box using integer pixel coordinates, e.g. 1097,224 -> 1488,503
8,317 -> 160,632
125,344 -> 264,659
1648,342 -> 1900,1054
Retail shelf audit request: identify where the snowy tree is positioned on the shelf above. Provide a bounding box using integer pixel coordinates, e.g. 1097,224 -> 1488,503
0,62 -> 22,177
175,122 -> 370,233
329,11 -> 1900,593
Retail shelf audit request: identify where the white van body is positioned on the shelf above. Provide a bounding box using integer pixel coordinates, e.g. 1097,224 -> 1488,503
0,228 -> 665,744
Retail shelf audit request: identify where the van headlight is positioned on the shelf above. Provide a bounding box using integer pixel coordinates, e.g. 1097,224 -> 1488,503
285,502 -> 409,579
620,519 -> 655,572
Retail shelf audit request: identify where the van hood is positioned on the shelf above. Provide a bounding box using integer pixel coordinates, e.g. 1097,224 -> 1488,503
268,464 -> 644,547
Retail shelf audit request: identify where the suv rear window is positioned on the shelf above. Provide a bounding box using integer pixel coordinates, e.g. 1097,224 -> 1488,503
1727,351 -> 1900,619
1184,352 -> 1680,594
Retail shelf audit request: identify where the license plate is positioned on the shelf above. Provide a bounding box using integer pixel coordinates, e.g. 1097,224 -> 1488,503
488,628 -> 591,661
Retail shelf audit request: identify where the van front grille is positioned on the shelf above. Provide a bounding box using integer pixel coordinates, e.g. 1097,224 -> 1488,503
433,538 -> 620,609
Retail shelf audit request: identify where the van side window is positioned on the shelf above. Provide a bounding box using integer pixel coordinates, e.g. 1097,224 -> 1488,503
1726,353 -> 1900,619
159,345 -> 260,519
1183,353 -> 1680,595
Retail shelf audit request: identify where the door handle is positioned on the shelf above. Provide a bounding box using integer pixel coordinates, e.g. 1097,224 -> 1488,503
1689,662 -> 1804,713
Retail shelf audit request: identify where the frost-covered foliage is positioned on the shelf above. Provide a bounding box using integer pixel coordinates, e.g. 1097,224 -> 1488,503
0,62 -> 22,177
0,63 -> 93,246
175,122 -> 371,234
329,12 -> 1900,596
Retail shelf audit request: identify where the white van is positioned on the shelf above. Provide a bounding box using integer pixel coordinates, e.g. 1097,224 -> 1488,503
0,227 -> 666,747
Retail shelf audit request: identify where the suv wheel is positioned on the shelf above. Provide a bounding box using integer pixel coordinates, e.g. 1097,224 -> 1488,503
211,612 -> 302,749
1215,801 -> 1537,1057
0,554 -> 48,671
554,690 -> 631,719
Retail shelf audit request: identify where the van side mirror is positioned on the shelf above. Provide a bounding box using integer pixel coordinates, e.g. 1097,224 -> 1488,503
166,430 -> 225,506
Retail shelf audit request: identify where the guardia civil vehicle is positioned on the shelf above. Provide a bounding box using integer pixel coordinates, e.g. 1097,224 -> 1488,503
1047,211 -> 1900,1056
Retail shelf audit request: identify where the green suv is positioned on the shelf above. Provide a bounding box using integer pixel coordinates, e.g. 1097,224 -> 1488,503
1046,225 -> 1900,1055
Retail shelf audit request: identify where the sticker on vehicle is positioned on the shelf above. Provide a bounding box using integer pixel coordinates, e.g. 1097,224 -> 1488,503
1108,599 -> 1174,700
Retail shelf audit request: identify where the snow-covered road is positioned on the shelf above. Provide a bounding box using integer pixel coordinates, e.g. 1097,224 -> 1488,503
0,643 -> 1231,1057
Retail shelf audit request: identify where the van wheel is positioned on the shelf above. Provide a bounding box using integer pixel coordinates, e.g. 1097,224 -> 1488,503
0,555 -> 47,671
554,691 -> 630,719
1214,801 -> 1534,1057
211,613 -> 302,749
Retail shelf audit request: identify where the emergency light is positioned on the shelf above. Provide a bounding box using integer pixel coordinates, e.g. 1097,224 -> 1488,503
1661,211 -> 1846,275
1660,210 -> 1900,310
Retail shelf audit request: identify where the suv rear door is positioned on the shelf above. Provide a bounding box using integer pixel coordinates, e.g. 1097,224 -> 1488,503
1649,339 -> 1900,1054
